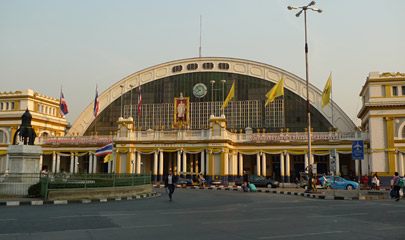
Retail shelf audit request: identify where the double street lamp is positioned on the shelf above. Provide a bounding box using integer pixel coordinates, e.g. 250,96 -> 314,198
287,1 -> 322,192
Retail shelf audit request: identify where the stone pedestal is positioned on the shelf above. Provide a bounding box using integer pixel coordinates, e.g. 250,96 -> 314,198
0,145 -> 42,196
7,145 -> 42,174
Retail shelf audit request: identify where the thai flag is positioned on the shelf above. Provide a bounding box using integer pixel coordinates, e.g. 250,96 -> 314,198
93,85 -> 99,117
59,88 -> 68,117
95,143 -> 113,157
138,82 -> 142,116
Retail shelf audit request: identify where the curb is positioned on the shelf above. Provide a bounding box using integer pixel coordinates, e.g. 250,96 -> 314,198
0,192 -> 160,207
153,185 -> 391,201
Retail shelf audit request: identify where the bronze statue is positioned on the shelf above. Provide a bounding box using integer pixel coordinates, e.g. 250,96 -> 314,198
13,109 -> 37,145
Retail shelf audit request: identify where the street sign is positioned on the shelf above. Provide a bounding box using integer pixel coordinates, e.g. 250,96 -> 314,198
352,140 -> 364,160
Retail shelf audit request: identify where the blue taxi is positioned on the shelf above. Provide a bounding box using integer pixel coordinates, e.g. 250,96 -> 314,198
320,176 -> 359,190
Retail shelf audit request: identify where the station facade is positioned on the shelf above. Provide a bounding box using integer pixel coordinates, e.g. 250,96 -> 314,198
3,58 -> 402,185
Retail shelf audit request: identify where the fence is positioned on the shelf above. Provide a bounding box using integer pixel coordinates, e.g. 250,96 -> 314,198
0,173 -> 41,196
40,172 -> 152,199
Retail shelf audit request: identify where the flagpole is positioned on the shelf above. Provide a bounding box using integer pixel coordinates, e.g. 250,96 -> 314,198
95,84 -> 97,135
330,72 -> 335,131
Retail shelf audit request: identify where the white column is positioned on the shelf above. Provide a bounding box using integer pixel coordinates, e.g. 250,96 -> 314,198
182,151 -> 187,173
205,151 -> 209,175
93,155 -> 98,173
336,152 -> 340,176
224,151 -> 229,176
238,153 -> 243,176
74,155 -> 79,173
262,153 -> 267,177
159,150 -> 163,176
200,151 -> 205,174
89,153 -> 93,174
52,152 -> 56,173
136,152 -> 141,174
398,152 -> 404,176
310,152 -> 314,165
39,154 -> 43,172
256,152 -> 261,176
280,153 -> 285,180
108,161 -> 112,173
153,151 -> 158,176
177,150 -> 181,175
286,153 -> 290,181
5,154 -> 9,172
56,154 -> 61,173
70,153 -> 74,173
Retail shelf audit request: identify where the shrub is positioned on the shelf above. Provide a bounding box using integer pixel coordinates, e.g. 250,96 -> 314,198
28,182 -> 41,197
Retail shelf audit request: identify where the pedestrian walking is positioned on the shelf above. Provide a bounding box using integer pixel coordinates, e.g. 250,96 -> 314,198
392,172 -> 402,201
164,170 -> 177,201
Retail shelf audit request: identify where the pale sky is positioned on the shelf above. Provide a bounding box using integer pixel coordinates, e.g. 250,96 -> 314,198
1,0 -> 404,126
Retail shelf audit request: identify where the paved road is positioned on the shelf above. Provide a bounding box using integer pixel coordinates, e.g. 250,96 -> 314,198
1,188 -> 405,240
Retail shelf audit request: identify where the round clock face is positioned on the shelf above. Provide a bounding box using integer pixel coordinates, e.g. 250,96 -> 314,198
193,83 -> 207,98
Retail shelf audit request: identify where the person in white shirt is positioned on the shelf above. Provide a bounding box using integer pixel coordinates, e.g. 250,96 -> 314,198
164,170 -> 178,201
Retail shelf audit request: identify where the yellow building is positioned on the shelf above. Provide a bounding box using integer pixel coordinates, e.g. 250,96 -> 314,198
0,89 -> 68,172
358,72 -> 405,184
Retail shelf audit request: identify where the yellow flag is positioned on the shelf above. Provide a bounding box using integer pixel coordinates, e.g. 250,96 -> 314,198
322,74 -> 332,108
265,77 -> 284,106
221,81 -> 235,110
103,153 -> 113,163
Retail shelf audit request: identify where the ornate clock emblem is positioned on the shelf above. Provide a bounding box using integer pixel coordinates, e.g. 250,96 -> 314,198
193,83 -> 207,98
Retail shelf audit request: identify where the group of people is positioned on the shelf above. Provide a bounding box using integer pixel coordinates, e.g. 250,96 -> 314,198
360,173 -> 380,190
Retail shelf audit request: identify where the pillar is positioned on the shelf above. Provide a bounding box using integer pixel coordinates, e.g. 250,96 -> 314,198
89,153 -> 93,174
238,153 -> 243,176
182,151 -> 187,173
355,159 -> 360,177
285,152 -> 290,183
56,154 -> 61,173
280,153 -> 285,183
177,150 -> 181,175
222,150 -> 229,184
205,151 -> 209,176
70,153 -> 74,173
256,152 -> 261,176
305,152 -> 309,170
74,155 -> 79,173
261,153 -> 266,177
398,152 -> 404,177
207,150 -> 214,184
93,154 -> 98,174
136,151 -> 141,174
39,154 -> 43,172
153,150 -> 158,182
52,152 -> 56,173
159,150 -> 164,181
200,151 -> 205,175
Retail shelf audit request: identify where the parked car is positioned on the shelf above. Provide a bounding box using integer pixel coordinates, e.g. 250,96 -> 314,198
320,176 -> 359,190
235,175 -> 279,188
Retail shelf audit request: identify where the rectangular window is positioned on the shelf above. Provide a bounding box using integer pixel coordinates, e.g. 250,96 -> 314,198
393,86 -> 398,96
402,86 -> 405,96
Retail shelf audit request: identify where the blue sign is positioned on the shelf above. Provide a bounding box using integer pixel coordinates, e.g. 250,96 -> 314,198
352,140 -> 364,160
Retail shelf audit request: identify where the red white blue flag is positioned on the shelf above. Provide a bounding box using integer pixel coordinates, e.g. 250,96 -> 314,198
95,143 -> 113,157
59,87 -> 68,117
93,85 -> 99,117
138,81 -> 142,116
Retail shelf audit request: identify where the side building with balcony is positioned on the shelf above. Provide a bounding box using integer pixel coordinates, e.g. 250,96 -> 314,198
358,72 -> 405,184
0,89 -> 68,172
38,57 -> 365,184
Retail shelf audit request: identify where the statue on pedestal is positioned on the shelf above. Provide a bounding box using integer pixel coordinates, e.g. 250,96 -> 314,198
13,109 -> 37,145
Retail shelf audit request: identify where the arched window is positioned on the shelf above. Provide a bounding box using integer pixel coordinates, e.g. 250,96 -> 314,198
41,132 -> 49,137
402,126 -> 405,139
0,130 -> 6,144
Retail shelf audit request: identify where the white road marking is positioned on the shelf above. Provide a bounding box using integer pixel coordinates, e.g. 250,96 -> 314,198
123,224 -> 172,229
307,213 -> 368,218
202,218 -> 284,224
161,209 -> 235,214
50,213 -> 137,219
259,230 -> 349,239
376,226 -> 404,231
0,219 -> 17,221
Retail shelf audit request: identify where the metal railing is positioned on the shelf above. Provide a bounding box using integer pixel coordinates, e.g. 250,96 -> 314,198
0,173 -> 41,196
40,172 -> 151,200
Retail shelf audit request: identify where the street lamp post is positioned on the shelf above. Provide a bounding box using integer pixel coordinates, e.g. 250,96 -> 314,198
288,1 -> 322,192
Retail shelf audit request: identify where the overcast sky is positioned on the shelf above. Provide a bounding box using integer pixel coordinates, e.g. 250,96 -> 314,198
1,0 -> 404,126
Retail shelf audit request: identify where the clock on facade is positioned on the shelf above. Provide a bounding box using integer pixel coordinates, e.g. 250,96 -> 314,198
193,83 -> 207,98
